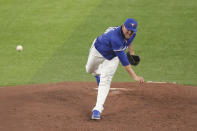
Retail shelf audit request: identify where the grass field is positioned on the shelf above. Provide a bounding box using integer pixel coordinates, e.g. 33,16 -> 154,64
0,0 -> 196,86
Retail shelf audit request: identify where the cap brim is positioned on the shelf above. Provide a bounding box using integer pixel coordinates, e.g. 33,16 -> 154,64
131,29 -> 137,33
125,27 -> 137,32
129,28 -> 137,33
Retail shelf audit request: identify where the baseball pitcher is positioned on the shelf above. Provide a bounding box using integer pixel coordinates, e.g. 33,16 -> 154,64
86,18 -> 144,120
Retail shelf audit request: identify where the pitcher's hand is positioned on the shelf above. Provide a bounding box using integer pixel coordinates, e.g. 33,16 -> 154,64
134,76 -> 144,83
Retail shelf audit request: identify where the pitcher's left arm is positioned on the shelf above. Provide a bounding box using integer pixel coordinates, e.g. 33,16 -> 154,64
128,44 -> 135,55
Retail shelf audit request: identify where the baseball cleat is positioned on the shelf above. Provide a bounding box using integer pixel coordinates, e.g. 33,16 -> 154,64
91,110 -> 101,120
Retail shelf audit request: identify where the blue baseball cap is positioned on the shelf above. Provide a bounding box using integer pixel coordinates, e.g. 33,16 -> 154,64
124,18 -> 138,32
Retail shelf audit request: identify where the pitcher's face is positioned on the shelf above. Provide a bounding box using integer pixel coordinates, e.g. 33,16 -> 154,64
122,25 -> 134,40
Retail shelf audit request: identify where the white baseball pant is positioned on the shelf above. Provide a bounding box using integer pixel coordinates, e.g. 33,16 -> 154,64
86,40 -> 119,113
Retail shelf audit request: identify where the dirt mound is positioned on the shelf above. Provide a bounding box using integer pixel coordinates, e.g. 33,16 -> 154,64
0,82 -> 197,131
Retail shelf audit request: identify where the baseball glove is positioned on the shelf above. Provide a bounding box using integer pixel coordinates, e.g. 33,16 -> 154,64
126,52 -> 140,66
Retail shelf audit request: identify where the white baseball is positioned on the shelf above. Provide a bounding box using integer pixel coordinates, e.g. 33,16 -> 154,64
16,45 -> 23,52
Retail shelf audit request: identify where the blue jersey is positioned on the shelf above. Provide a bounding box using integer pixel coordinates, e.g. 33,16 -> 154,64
94,26 -> 136,66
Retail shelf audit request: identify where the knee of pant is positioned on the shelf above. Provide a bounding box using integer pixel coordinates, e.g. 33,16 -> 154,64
86,65 -> 93,74
85,65 -> 90,73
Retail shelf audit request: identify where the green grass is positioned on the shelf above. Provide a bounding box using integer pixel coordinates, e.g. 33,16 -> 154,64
0,0 -> 196,86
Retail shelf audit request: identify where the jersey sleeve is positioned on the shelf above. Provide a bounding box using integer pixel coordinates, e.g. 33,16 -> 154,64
115,51 -> 130,66
111,38 -> 130,66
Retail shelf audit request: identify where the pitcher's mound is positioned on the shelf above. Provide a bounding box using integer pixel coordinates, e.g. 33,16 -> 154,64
0,82 -> 197,131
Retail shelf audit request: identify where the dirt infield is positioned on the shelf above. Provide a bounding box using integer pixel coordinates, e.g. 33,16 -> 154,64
0,82 -> 197,131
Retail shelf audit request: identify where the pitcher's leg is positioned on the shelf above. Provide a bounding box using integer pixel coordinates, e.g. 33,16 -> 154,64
93,57 -> 119,113
85,45 -> 104,76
